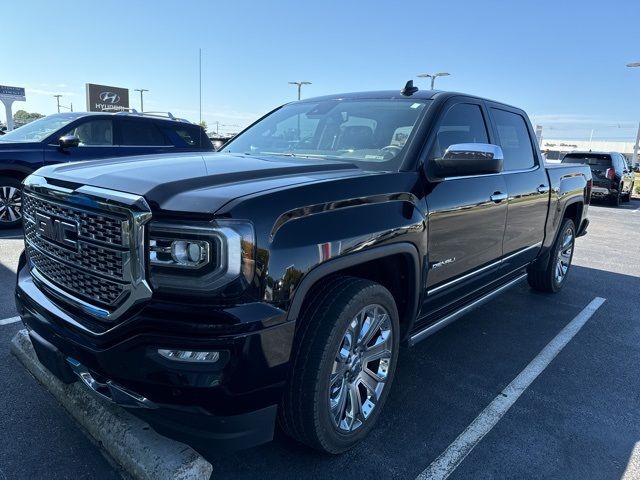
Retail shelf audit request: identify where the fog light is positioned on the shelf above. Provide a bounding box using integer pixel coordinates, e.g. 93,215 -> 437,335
158,349 -> 220,363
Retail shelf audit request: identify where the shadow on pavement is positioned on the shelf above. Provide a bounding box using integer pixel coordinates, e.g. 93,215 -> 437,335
207,265 -> 640,480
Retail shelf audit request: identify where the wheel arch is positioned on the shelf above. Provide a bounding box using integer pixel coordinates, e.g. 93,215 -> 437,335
286,243 -> 422,340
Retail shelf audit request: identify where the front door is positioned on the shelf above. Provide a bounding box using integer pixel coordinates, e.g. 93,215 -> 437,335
419,99 -> 508,322
44,118 -> 118,165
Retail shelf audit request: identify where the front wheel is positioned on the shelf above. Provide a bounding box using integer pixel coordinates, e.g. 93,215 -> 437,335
0,176 -> 23,229
279,276 -> 400,454
528,218 -> 576,293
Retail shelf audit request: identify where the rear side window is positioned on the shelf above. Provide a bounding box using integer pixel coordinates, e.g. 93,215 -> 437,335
429,103 -> 489,159
118,120 -> 169,146
174,127 -> 203,147
491,108 -> 536,171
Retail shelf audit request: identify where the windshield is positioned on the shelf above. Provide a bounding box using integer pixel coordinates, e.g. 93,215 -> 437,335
0,115 -> 77,143
221,98 -> 430,171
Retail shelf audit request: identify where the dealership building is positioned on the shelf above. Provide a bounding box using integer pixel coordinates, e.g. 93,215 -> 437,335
541,138 -> 639,163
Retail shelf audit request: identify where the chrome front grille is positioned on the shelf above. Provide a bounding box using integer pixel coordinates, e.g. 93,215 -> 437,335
28,249 -> 126,306
22,175 -> 152,328
23,194 -> 125,246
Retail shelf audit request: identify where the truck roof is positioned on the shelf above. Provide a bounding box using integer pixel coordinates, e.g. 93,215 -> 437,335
299,90 -> 520,111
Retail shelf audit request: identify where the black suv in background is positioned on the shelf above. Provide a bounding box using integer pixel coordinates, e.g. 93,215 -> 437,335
0,112 -> 213,228
562,151 -> 635,206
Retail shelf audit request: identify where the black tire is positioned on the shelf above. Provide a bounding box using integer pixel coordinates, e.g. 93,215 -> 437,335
527,218 -> 576,293
279,275 -> 400,454
0,176 -> 23,229
610,189 -> 621,207
622,184 -> 632,202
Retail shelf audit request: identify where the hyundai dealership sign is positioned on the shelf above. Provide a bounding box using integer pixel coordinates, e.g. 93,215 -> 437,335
86,83 -> 130,112
0,85 -> 26,102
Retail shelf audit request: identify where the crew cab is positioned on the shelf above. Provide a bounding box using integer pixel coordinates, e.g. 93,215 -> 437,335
561,151 -> 634,206
15,86 -> 592,456
0,111 -> 213,228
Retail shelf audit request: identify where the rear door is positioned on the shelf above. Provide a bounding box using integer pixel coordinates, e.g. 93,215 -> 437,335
487,105 -> 548,274
113,118 -> 174,156
419,98 -> 508,320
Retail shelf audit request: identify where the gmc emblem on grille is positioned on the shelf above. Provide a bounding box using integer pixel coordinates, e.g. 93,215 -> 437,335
35,212 -> 79,250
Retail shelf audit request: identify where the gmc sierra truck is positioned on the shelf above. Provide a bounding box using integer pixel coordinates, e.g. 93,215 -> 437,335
15,85 -> 592,455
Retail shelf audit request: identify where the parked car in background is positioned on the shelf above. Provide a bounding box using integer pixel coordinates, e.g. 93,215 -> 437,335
208,134 -> 234,151
0,111 -> 213,228
16,87 -> 592,455
562,151 -> 634,206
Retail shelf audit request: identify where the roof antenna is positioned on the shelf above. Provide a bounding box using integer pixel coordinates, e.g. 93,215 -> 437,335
401,80 -> 418,96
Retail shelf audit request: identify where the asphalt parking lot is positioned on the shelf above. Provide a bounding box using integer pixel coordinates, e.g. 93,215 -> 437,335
1,198 -> 639,480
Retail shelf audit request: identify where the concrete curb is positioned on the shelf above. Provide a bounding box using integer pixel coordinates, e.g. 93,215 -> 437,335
10,329 -> 213,480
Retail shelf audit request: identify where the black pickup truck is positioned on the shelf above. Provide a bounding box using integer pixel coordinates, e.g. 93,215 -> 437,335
15,86 -> 592,455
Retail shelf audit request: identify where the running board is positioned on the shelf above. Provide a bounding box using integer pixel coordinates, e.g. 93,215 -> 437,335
408,273 -> 528,346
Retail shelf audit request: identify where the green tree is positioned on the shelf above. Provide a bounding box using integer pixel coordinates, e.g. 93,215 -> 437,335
13,110 -> 45,124
198,120 -> 208,133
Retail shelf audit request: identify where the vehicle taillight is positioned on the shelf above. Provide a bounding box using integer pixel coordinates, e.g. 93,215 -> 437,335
585,179 -> 592,204
605,167 -> 615,180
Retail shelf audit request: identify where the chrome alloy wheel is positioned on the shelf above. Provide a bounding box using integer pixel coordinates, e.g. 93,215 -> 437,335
555,227 -> 574,284
0,186 -> 22,224
328,304 -> 393,433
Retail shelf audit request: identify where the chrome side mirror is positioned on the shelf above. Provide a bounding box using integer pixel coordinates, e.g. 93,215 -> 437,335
432,143 -> 504,178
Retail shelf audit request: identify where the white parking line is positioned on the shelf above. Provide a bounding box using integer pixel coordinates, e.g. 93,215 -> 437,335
416,296 -> 606,480
0,316 -> 21,326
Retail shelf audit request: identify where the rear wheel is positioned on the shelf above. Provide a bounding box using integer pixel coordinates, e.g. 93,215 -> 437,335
528,218 -> 575,293
279,276 -> 400,454
0,176 -> 23,229
610,190 -> 621,207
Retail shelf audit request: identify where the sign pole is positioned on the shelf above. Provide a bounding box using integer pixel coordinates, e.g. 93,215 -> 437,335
1,99 -> 15,131
632,122 -> 640,167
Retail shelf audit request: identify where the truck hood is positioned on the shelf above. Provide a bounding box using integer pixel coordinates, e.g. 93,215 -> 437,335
35,152 -> 363,214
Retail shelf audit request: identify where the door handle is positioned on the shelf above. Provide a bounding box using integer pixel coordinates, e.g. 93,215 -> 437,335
490,192 -> 508,202
537,185 -> 550,193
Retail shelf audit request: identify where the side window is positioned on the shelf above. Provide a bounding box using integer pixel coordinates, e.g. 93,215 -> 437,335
174,127 -> 202,147
491,108 -> 536,171
429,103 -> 489,159
119,120 -> 169,146
66,119 -> 113,146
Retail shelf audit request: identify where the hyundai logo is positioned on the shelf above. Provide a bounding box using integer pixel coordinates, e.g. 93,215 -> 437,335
99,91 -> 120,104
35,212 -> 79,250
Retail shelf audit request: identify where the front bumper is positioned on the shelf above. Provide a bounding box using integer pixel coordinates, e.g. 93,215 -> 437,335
15,262 -> 294,453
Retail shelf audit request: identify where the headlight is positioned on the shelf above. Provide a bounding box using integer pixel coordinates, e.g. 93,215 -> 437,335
148,219 -> 255,296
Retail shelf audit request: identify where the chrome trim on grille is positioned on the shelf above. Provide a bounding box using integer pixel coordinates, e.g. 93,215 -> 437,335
22,175 -> 152,324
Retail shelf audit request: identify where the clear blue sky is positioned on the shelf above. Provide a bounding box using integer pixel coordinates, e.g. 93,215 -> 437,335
2,0 -> 639,140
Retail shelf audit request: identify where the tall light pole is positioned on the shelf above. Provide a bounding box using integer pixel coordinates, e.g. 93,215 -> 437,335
627,62 -> 640,166
417,72 -> 450,90
134,88 -> 149,112
288,81 -> 312,100
53,94 -> 62,113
